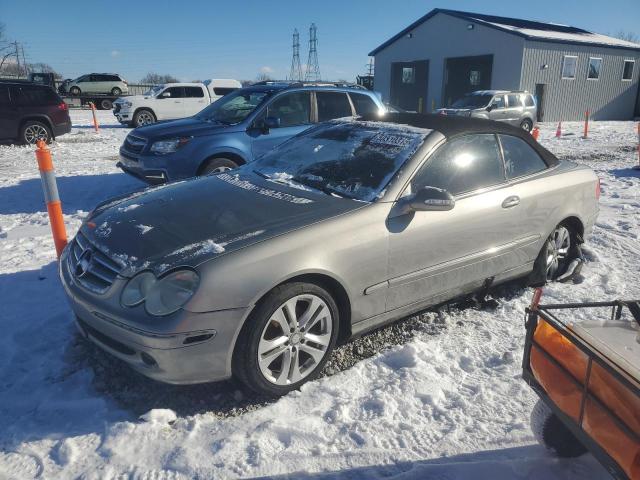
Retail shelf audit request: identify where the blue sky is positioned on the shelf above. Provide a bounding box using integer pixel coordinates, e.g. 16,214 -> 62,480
2,0 -> 639,82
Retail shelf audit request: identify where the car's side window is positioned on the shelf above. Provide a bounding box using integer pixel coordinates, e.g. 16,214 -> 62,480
523,95 -> 535,107
491,95 -> 505,109
507,94 -> 521,108
184,86 -> 205,98
316,91 -> 353,122
164,87 -> 184,98
499,135 -> 548,179
349,93 -> 379,115
411,134 -> 505,196
266,92 -> 311,127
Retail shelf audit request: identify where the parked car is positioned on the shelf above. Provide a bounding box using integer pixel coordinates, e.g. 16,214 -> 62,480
62,73 -> 128,96
112,79 -> 242,127
0,80 -> 71,144
117,81 -> 385,183
437,90 -> 537,131
60,113 -> 599,396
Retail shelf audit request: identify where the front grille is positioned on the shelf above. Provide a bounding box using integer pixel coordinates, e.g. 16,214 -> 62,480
113,103 -> 121,114
68,232 -> 122,293
123,134 -> 147,154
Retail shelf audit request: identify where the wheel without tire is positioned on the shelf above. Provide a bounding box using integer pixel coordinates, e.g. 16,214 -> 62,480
520,119 -> 533,132
69,86 -> 81,96
20,121 -> 51,145
199,157 -> 239,175
530,223 -> 575,285
111,87 -> 122,96
133,109 -> 156,127
530,400 -> 587,458
233,282 -> 339,396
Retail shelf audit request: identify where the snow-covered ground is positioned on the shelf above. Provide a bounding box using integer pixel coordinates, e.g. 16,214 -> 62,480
0,110 -> 638,479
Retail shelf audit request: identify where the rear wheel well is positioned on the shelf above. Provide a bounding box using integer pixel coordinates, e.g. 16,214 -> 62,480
256,273 -> 352,345
19,117 -> 54,138
197,152 -> 246,175
560,216 -> 584,243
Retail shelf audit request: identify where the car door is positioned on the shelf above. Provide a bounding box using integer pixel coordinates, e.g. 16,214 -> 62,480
182,86 -> 208,116
385,133 -> 533,311
504,93 -> 524,125
487,94 -> 507,122
157,86 -> 185,119
0,85 -> 18,140
251,91 -> 313,158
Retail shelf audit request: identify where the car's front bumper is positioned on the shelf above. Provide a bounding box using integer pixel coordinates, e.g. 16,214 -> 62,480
59,243 -> 248,384
117,160 -> 168,184
113,106 -> 132,124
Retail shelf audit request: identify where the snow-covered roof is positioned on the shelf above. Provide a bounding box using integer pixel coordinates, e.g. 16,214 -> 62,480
369,8 -> 640,56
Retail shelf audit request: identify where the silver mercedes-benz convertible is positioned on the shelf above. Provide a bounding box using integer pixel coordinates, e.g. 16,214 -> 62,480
60,113 -> 599,396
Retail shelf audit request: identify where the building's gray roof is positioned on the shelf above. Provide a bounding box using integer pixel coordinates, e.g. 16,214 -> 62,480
369,8 -> 640,56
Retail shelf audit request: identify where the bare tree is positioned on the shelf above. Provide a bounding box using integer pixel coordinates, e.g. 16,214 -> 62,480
614,30 -> 640,44
140,72 -> 179,84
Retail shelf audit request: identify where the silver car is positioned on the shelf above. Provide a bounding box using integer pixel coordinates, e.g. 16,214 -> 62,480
59,113 -> 599,396
438,90 -> 537,132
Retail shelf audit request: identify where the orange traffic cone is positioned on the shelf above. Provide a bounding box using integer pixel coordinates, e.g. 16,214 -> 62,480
532,126 -> 540,141
555,121 -> 562,138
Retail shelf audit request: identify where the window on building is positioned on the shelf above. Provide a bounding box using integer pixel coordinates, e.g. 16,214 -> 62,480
587,58 -> 602,80
402,67 -> 415,84
469,70 -> 481,86
561,56 -> 577,79
411,134 -> 505,196
622,60 -> 635,81
499,135 -> 547,179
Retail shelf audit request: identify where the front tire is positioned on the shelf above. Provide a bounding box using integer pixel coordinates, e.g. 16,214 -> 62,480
20,121 -> 52,145
520,119 -> 533,132
100,98 -> 113,110
530,400 -> 587,458
133,109 -> 156,127
111,87 -> 122,96
199,157 -> 239,175
233,282 -> 339,396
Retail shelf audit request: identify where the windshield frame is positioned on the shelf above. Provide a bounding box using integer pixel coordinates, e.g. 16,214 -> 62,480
195,87 -> 273,125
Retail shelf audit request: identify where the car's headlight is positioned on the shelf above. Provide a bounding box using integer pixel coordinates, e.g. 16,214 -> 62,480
150,137 -> 191,155
121,101 -> 132,108
121,269 -> 199,316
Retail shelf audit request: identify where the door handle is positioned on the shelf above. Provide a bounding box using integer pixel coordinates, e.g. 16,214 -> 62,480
502,196 -> 520,208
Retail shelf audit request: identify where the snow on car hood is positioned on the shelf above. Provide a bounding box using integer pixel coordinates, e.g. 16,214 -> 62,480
131,117 -> 239,138
80,172 -> 363,276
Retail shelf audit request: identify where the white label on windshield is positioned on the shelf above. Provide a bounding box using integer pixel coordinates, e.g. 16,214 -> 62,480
217,173 -> 314,204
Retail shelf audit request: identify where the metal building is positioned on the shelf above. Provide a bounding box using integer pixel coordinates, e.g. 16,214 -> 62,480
369,9 -> 640,121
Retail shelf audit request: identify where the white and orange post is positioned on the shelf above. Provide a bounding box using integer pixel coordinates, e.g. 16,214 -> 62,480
36,140 -> 67,257
635,123 -> 640,170
583,110 -> 589,139
89,102 -> 99,132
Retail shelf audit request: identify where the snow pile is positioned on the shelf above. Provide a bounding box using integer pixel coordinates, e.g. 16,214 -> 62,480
0,111 -> 638,478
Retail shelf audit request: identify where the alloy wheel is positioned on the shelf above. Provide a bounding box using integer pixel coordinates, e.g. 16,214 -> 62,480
24,124 -> 49,144
136,112 -> 154,126
258,294 -> 333,385
545,226 -> 571,280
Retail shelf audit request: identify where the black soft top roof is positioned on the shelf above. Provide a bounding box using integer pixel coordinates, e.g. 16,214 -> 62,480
359,112 -> 559,167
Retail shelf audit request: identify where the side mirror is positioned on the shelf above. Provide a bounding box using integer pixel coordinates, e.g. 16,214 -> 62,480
486,104 -> 494,112
398,186 -> 455,214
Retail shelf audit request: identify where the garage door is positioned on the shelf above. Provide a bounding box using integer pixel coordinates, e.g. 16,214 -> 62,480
443,54 -> 493,107
390,60 -> 429,112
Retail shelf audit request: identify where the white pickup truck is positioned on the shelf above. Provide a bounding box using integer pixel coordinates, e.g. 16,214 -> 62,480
113,79 -> 242,127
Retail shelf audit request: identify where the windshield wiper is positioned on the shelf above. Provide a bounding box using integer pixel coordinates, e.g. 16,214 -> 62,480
291,175 -> 355,199
252,169 -> 270,179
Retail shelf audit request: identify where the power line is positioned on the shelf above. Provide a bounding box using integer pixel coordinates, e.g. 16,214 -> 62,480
304,23 -> 320,81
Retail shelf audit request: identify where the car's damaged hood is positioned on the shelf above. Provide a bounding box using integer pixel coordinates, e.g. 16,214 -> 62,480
80,172 -> 364,277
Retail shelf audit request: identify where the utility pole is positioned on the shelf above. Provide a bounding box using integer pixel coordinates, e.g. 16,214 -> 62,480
366,58 -> 374,77
20,44 -> 28,75
305,23 -> 320,82
288,29 -> 302,81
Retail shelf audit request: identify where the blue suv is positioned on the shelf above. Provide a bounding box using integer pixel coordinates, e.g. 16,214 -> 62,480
117,82 -> 385,184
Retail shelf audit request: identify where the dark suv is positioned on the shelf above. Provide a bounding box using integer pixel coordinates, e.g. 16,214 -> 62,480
118,81 -> 385,183
0,81 -> 72,144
